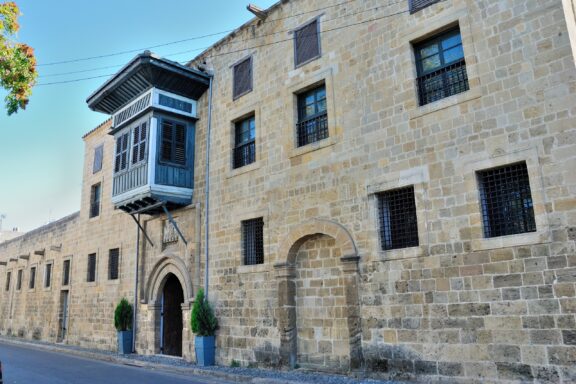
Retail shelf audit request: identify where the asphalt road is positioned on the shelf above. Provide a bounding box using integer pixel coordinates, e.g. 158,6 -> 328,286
0,342 -> 234,384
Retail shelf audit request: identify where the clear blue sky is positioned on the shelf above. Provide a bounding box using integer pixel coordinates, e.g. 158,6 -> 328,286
0,0 -> 277,232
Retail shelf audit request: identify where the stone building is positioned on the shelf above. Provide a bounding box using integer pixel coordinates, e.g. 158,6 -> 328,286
1,0 -> 576,382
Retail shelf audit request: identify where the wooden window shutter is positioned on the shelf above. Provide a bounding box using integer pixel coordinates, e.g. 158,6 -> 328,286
161,121 -> 173,162
233,57 -> 253,99
174,123 -> 186,165
409,0 -> 441,14
295,19 -> 320,67
93,145 -> 103,174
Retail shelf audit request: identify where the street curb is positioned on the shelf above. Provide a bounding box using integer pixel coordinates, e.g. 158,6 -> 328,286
0,337 -> 310,383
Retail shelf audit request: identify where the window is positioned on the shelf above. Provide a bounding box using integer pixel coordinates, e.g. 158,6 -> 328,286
409,0 -> 441,14
160,119 -> 186,165
159,94 -> 192,113
93,145 -> 103,174
294,19 -> 321,67
16,269 -> 22,290
5,271 -> 11,291
477,162 -> 536,238
377,186 -> 419,251
242,218 -> 264,265
132,122 -> 147,164
414,27 -> 469,106
45,263 -> 52,288
296,85 -> 328,147
233,57 -> 253,99
108,248 -> 119,280
233,116 -> 256,169
90,183 -> 101,218
87,253 -> 96,282
29,266 -> 36,289
62,260 -> 70,286
114,132 -> 129,173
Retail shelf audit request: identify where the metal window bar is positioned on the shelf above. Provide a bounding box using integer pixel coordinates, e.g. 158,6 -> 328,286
29,267 -> 36,289
62,260 -> 70,286
45,264 -> 52,288
297,113 -> 328,147
416,59 -> 469,106
409,0 -> 441,14
87,254 -> 96,282
377,186 -> 419,251
233,141 -> 256,169
478,162 -> 536,238
242,218 -> 264,265
108,249 -> 119,280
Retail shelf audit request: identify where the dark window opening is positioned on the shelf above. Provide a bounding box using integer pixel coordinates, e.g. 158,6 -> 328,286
5,271 -> 10,291
90,183 -> 101,218
108,248 -> 119,280
233,116 -> 256,169
93,145 -> 103,174
296,85 -> 328,147
29,267 -> 36,289
62,260 -> 70,286
161,120 -> 186,166
87,254 -> 96,283
233,57 -> 253,99
159,94 -> 192,113
45,264 -> 52,288
409,0 -> 441,14
377,186 -> 419,251
294,19 -> 321,67
415,27 -> 469,106
16,269 -> 22,290
242,218 -> 264,265
114,132 -> 129,173
477,162 -> 536,238
132,122 -> 147,164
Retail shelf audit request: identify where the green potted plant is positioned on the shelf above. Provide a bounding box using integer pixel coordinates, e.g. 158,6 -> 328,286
191,288 -> 218,366
114,298 -> 133,354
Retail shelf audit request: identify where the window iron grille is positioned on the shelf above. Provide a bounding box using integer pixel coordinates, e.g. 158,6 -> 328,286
377,186 -> 419,251
62,260 -> 70,286
296,85 -> 328,147
16,269 -> 22,290
295,19 -> 321,67
233,116 -> 256,169
87,254 -> 96,282
108,249 -> 119,280
477,162 -> 536,238
5,271 -> 10,291
242,218 -> 264,266
29,267 -> 36,289
90,183 -> 101,218
416,59 -> 469,106
296,113 -> 328,147
233,57 -> 253,99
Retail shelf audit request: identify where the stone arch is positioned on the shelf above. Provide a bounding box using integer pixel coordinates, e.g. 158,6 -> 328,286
275,218 -> 363,371
145,252 -> 193,304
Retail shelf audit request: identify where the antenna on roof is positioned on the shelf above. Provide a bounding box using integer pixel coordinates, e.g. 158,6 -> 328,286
247,4 -> 268,20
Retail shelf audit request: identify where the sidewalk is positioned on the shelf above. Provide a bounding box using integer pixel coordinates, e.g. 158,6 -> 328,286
0,336 -> 399,384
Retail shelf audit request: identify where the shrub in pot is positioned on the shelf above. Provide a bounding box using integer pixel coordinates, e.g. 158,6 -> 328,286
114,298 -> 133,354
191,289 -> 218,366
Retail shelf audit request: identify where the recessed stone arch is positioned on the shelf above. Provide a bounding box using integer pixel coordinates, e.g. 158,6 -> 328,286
274,218 -> 363,372
145,252 -> 193,305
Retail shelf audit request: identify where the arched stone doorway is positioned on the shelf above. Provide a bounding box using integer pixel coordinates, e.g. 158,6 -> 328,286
162,273 -> 184,356
145,254 -> 193,357
275,219 -> 363,372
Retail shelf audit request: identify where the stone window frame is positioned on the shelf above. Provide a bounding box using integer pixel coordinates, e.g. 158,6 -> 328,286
287,68 -> 338,159
62,256 -> 73,287
460,146 -> 550,251
44,260 -> 53,290
227,103 -> 263,178
28,263 -> 38,291
236,208 -> 270,274
404,8 -> 482,120
367,166 -> 430,261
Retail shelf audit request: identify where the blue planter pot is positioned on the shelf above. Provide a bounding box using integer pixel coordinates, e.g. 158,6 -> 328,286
195,335 -> 215,366
117,331 -> 133,354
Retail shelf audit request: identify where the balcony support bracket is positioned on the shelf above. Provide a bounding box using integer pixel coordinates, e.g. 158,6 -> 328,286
130,214 -> 154,247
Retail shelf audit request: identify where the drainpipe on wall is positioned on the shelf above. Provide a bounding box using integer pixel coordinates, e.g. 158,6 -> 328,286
132,213 -> 141,353
204,73 -> 214,302
194,202 -> 201,294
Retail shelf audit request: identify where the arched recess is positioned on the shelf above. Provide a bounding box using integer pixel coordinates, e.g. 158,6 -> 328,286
145,253 -> 193,305
274,218 -> 363,371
